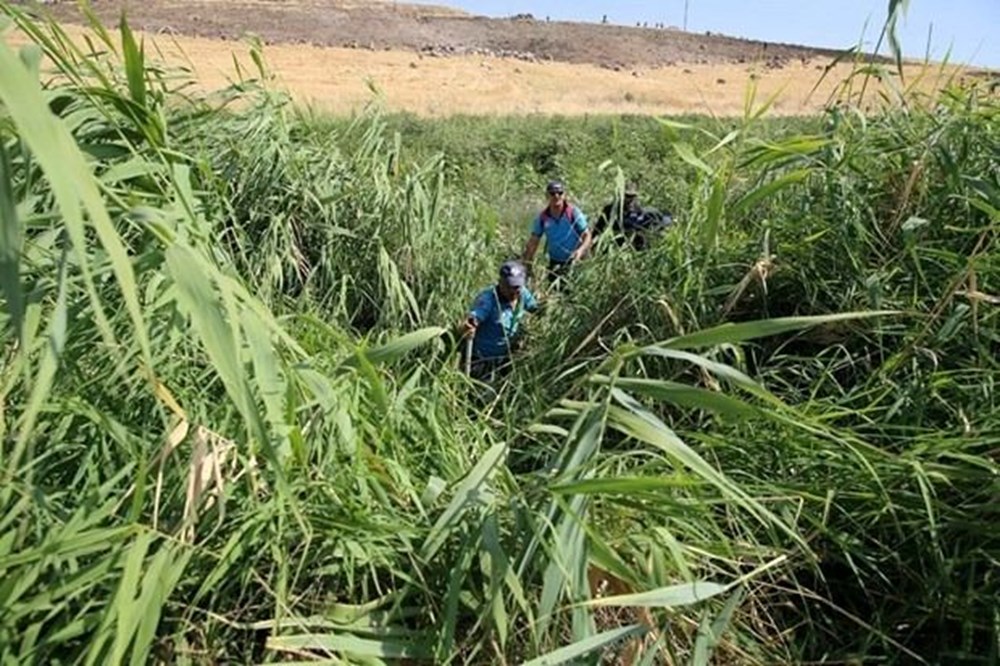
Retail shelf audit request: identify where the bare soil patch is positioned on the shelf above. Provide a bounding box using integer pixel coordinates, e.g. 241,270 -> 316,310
6,0 -> 988,117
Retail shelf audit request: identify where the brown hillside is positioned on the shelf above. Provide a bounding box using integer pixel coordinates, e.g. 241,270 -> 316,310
5,0 -> 989,116
25,0 -> 868,68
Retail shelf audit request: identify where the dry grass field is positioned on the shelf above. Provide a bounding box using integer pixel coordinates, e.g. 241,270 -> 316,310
3,0 -> 989,117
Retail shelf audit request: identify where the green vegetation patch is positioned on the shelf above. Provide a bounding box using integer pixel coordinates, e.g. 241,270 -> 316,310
0,3 -> 998,664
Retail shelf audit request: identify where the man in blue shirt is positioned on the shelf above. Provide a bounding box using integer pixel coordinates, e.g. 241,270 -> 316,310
522,180 -> 593,288
462,260 -> 539,381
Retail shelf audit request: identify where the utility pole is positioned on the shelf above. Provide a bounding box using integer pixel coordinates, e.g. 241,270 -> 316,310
683,0 -> 689,31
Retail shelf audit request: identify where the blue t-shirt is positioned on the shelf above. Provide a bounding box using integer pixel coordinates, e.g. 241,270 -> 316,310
468,286 -> 539,361
531,204 -> 589,263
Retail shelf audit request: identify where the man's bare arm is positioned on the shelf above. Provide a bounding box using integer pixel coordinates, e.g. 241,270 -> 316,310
523,234 -> 540,263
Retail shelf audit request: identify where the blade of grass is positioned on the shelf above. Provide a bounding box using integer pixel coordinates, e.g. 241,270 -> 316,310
118,13 -> 146,110
266,633 -> 430,660
519,624 -> 647,666
0,142 -> 23,342
654,311 -> 898,351
0,39 -> 152,377
5,244 -> 67,480
421,442 -> 506,562
691,587 -> 745,666
582,581 -> 727,609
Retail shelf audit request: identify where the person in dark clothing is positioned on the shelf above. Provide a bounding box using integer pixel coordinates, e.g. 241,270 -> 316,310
594,182 -> 673,251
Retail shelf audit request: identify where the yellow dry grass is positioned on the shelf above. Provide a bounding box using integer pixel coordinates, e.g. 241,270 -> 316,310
4,22 -> 973,117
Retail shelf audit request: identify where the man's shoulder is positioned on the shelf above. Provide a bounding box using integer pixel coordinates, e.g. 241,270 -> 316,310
472,286 -> 496,307
562,203 -> 587,223
531,211 -> 545,233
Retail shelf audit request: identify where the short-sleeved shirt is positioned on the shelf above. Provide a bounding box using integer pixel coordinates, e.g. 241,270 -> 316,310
531,204 -> 589,263
468,285 -> 539,361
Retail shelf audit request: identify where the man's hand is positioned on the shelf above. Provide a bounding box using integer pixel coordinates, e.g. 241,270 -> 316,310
576,228 -> 593,259
462,317 -> 478,338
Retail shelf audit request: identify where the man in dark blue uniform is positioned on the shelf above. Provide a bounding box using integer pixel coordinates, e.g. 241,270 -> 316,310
595,182 -> 673,251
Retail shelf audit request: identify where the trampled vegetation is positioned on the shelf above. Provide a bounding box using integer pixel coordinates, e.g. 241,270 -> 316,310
1,3 -> 998,664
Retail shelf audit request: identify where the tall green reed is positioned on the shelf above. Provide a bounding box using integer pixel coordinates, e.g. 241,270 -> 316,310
2,2 -> 999,664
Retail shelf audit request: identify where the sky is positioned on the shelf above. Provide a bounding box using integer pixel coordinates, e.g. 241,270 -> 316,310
409,0 -> 999,68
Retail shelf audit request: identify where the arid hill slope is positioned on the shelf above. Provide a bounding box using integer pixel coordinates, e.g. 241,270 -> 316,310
34,0 -> 865,69
7,0 -> 992,116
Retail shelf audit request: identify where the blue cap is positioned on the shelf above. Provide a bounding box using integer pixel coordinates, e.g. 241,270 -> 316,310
499,260 -> 527,288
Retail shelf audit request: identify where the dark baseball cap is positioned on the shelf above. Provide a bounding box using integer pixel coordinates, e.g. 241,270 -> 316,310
546,180 -> 565,195
499,260 -> 527,288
